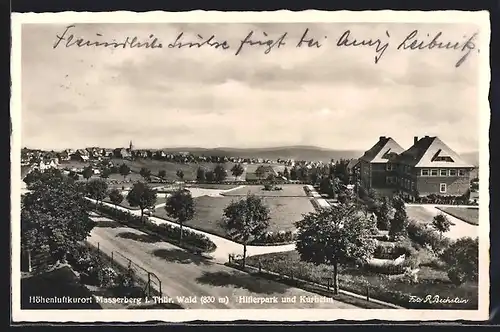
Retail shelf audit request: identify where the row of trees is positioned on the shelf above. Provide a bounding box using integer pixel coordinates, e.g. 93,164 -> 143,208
73,158 -> 352,186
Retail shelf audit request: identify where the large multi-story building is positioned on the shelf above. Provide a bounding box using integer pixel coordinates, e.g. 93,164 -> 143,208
358,136 -> 406,191
356,135 -> 475,198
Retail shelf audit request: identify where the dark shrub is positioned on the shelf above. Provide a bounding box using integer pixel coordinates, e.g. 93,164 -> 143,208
91,202 -> 217,252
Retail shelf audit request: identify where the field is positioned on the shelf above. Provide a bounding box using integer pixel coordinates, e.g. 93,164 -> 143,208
222,184 -> 307,197
245,251 -> 478,309
436,207 -> 479,226
153,196 -> 315,237
406,206 -> 436,224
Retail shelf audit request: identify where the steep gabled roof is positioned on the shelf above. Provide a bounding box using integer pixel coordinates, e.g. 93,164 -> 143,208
359,137 -> 405,163
396,136 -> 474,168
347,158 -> 360,170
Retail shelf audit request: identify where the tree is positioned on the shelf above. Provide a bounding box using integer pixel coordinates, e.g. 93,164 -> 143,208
295,203 -> 377,294
82,166 -> 93,181
222,195 -> 270,268
108,188 -> 124,208
319,177 -> 334,198
255,166 -> 266,180
158,169 -> 167,181
23,168 -> 64,190
164,189 -> 195,244
432,214 -> 453,239
85,178 -> 108,206
126,182 -> 157,221
441,237 -> 478,285
283,167 -> 290,180
21,170 -> 94,266
119,163 -> 131,181
375,196 -> 392,231
100,168 -> 111,179
213,164 -> 227,183
289,166 -> 298,181
230,163 -> 245,179
298,166 -> 309,182
139,167 -> 151,182
176,169 -> 185,181
196,167 -> 206,182
205,170 -> 215,183
310,169 -> 320,185
68,170 -> 80,181
389,195 -> 409,239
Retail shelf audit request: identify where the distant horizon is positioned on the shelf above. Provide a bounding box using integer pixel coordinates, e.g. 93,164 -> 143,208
21,143 -> 479,155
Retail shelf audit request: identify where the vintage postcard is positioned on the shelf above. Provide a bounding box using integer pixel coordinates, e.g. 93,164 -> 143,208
11,10 -> 490,323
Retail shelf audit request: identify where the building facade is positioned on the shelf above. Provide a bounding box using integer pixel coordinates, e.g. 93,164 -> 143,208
358,136 -> 406,191
393,136 -> 475,198
357,135 -> 475,198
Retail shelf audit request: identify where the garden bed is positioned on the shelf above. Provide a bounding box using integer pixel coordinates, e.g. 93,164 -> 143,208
222,184 -> 308,197
244,251 -> 478,309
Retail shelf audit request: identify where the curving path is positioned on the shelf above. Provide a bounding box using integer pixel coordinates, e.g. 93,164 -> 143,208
87,198 -> 296,264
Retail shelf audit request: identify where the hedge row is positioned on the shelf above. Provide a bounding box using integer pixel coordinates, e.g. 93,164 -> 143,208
251,230 -> 297,245
91,203 -> 217,253
409,193 -> 477,205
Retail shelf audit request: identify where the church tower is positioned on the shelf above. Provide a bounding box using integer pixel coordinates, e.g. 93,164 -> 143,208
129,140 -> 133,152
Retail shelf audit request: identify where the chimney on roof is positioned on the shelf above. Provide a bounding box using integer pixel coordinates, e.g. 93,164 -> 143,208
414,136 -> 418,145
379,136 -> 386,140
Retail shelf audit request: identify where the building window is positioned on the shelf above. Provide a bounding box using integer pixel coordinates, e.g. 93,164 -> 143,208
386,163 -> 393,171
440,183 -> 447,193
411,181 -> 415,190
386,176 -> 390,184
458,169 -> 466,176
449,169 -> 457,176
421,169 -> 429,176
431,169 -> 438,176
440,169 -> 448,176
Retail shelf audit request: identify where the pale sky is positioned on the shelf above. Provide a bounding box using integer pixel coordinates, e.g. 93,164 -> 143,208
21,23 -> 482,152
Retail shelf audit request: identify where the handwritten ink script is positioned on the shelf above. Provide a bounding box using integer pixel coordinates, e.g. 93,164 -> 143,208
408,295 -> 470,305
53,25 -> 480,67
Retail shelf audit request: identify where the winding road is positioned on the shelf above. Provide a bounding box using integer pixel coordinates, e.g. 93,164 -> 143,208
88,213 -> 359,309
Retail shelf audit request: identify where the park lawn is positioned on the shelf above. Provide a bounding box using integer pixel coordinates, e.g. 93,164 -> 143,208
436,207 -> 479,226
187,183 -> 241,190
153,196 -> 315,238
222,184 -> 307,197
406,206 -> 436,224
111,158 -> 241,181
245,251 -> 478,310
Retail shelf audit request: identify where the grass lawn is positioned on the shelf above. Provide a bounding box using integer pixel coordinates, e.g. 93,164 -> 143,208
111,159 -> 241,181
245,251 -> 478,309
153,196 -> 315,237
406,206 -> 435,224
436,207 -> 479,226
187,183 -> 241,190
223,184 -> 307,197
